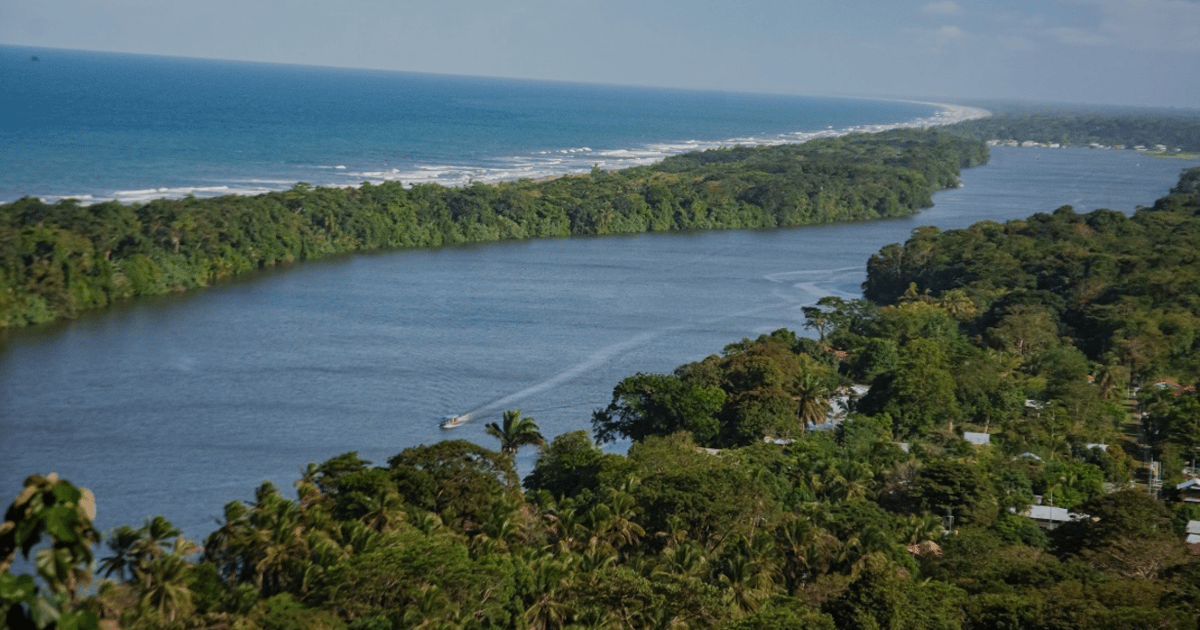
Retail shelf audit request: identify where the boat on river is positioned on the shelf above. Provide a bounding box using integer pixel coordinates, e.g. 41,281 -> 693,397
440,414 -> 469,429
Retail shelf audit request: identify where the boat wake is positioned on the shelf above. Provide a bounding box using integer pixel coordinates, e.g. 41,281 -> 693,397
457,294 -> 810,422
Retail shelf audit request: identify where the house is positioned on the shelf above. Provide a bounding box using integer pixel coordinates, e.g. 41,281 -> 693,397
1145,379 -> 1195,396
963,432 -> 990,446
1022,505 -> 1088,531
1176,478 -> 1200,503
1186,520 -> 1200,544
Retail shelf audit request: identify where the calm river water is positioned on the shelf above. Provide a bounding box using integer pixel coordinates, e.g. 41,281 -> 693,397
2,146 -> 1197,541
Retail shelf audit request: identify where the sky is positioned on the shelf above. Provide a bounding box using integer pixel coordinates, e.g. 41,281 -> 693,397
2,0 -> 1198,108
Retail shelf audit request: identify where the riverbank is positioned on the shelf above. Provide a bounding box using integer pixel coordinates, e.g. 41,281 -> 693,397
4,142 -> 1194,550
0,128 -> 988,330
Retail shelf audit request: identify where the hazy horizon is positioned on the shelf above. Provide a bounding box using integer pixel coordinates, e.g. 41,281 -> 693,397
2,1 -> 1197,109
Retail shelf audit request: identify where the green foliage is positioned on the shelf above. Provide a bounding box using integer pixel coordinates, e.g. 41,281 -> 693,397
603,331 -> 844,449
523,430 -> 630,501
1,474 -> 99,630
255,593 -> 346,630
863,171 -> 1200,384
909,459 -> 999,527
387,440 -> 519,531
10,138 -> 1200,629
944,110 -> 1200,151
1051,489 -> 1177,558
719,596 -> 835,630
1032,460 -> 1105,510
859,337 -> 960,438
824,555 -> 966,630
484,409 -> 546,457
592,372 -> 727,445
627,434 -> 781,552
317,528 -> 515,627
0,129 -> 986,330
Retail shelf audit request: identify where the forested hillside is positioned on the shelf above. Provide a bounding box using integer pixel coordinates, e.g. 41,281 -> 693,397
0,129 -> 986,329
863,166 -> 1200,385
6,169 -> 1200,630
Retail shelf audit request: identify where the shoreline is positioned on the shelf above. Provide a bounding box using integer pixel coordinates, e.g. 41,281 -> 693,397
15,101 -> 991,207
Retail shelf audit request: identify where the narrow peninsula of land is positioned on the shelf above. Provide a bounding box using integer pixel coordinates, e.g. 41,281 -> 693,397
0,128 -> 986,330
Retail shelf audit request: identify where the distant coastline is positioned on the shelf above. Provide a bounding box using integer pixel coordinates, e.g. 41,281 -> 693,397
12,100 -> 988,206
943,109 -> 1200,155
984,138 -> 1199,159
86,101 -> 991,205
0,48 -> 955,205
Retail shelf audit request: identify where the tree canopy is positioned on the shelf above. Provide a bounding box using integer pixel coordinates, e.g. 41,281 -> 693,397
0,129 -> 986,329
6,137 -> 1200,630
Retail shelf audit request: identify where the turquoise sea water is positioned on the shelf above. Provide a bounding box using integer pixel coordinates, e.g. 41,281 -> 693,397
0,45 -> 939,203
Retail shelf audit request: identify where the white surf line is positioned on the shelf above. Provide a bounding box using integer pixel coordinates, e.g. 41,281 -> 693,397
34,102 -> 992,204
353,101 -> 993,192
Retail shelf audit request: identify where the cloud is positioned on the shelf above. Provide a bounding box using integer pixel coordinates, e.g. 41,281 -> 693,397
997,34 -> 1038,52
1064,0 -> 1200,52
1044,26 -> 1108,45
922,1 -> 962,16
909,23 -> 969,51
936,24 -> 967,39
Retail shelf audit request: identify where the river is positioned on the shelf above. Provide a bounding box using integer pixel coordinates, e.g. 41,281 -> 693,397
1,146 -> 1197,542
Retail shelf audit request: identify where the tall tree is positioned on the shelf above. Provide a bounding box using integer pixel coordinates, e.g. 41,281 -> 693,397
792,369 -> 832,432
592,373 -> 726,445
485,409 -> 547,457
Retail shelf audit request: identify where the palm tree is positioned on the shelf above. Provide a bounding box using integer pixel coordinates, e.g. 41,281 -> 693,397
901,513 -> 947,545
1094,361 -> 1128,401
791,371 -> 831,432
135,538 -> 199,624
402,584 -> 461,630
715,542 -> 774,615
295,462 -> 323,508
140,516 -> 182,559
595,484 -> 645,551
99,525 -> 144,583
100,516 -> 182,590
938,289 -> 976,320
523,552 -> 576,630
359,489 -> 407,533
656,539 -> 708,579
251,496 -> 309,595
776,516 -> 838,595
485,409 -> 547,456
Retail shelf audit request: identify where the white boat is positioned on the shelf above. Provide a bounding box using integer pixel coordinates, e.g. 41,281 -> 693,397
439,414 -> 468,429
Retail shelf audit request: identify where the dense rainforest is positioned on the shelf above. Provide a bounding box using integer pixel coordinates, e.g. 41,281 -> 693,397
0,129 -> 987,330
6,168 -> 1200,630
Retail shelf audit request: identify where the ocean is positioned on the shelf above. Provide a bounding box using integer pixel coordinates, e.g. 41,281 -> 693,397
0,44 -> 968,204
